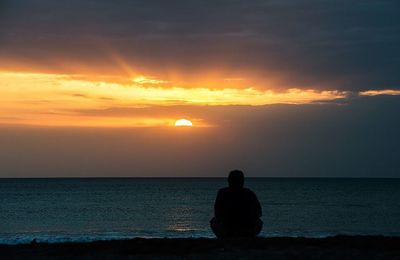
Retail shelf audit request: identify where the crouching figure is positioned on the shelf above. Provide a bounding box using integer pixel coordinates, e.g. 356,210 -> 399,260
210,170 -> 263,238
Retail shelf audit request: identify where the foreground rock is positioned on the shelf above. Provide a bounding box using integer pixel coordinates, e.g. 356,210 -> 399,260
1,236 -> 399,259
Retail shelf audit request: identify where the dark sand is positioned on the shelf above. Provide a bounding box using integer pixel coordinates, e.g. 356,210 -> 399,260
1,236 -> 400,259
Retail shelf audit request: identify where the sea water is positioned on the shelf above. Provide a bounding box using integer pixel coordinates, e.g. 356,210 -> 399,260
0,178 -> 399,244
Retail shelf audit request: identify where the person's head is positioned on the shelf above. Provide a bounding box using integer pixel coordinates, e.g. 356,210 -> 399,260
228,170 -> 244,189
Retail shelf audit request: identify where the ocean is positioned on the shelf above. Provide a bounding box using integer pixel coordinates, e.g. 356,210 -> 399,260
0,178 -> 399,244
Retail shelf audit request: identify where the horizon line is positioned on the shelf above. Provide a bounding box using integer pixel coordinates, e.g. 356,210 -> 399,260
0,176 -> 399,179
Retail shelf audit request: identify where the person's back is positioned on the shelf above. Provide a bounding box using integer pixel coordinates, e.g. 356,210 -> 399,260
210,170 -> 263,238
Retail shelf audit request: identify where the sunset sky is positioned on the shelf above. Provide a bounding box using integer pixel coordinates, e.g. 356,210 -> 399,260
0,0 -> 399,177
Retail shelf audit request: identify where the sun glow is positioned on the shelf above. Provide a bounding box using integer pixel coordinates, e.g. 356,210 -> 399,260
0,71 -> 350,127
174,119 -> 193,127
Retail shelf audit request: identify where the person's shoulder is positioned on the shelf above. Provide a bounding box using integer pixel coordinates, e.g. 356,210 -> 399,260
217,187 -> 232,197
218,187 -> 230,193
243,188 -> 257,196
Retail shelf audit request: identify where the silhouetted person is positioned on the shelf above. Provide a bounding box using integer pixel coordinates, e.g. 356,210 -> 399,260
210,170 -> 263,238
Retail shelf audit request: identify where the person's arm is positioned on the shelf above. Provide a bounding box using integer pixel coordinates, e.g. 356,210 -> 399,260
252,191 -> 262,217
214,190 -> 224,218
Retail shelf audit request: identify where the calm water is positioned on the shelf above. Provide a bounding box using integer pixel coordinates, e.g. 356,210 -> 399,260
0,178 -> 399,244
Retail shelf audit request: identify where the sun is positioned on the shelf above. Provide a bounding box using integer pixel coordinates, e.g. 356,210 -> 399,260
174,119 -> 193,127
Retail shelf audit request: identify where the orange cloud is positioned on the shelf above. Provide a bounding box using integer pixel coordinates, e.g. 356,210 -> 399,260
0,71 -> 349,127
359,90 -> 400,96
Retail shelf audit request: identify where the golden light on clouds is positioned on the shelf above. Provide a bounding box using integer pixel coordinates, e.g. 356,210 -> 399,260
132,76 -> 168,85
0,71 -> 350,127
359,90 -> 400,96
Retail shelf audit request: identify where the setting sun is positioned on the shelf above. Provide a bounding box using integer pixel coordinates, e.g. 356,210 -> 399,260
175,119 -> 193,127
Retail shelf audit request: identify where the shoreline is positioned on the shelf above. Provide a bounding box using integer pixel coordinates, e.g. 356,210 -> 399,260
1,235 -> 399,259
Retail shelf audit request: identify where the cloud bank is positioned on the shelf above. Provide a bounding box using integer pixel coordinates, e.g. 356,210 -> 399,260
1,0 -> 399,90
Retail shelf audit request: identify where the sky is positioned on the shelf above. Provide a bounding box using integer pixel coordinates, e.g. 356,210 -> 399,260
0,0 -> 399,177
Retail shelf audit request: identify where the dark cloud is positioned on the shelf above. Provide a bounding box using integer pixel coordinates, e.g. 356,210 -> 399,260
0,95 -> 399,177
0,0 -> 399,90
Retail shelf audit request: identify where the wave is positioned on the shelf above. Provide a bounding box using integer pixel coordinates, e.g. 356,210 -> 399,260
2,230 -> 396,245
0,231 -> 213,245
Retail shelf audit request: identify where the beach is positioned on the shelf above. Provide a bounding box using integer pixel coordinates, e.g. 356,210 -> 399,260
1,236 -> 399,259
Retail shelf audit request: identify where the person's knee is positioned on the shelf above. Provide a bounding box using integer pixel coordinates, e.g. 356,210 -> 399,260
211,218 -> 263,238
210,218 -> 227,238
254,218 -> 263,235
239,218 -> 263,237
